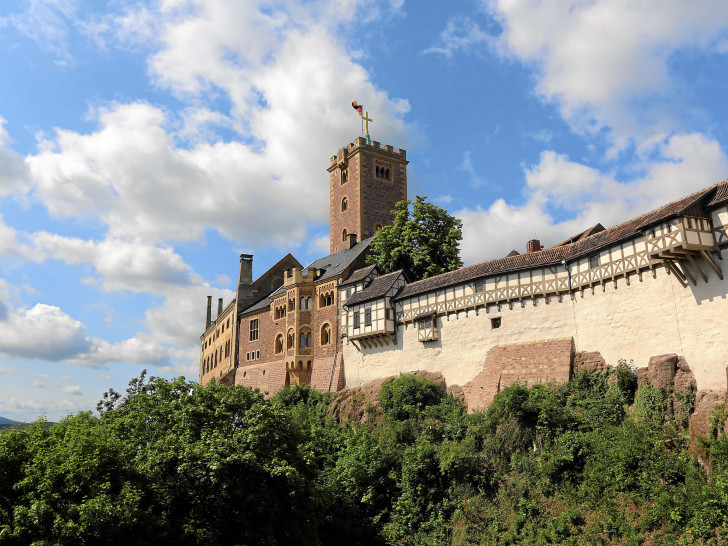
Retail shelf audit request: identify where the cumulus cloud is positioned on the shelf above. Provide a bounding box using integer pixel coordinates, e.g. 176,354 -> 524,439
0,304 -> 91,361
23,1 -> 410,249
458,133 -> 728,263
31,233 -> 198,294
484,0 -> 728,142
58,384 -> 82,395
0,118 -> 32,197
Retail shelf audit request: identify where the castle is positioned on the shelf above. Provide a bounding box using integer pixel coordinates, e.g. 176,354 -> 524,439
200,135 -> 728,415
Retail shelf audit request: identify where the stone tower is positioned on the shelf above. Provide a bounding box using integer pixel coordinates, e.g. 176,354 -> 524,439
328,136 -> 408,254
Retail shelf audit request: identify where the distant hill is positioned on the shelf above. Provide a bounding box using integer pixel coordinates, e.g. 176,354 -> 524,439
0,416 -> 20,425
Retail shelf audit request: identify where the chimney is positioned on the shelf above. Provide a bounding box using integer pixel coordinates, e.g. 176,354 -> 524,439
239,254 -> 253,286
217,298 -> 223,318
348,233 -> 358,249
526,239 -> 542,254
237,254 -> 255,313
205,296 -> 212,329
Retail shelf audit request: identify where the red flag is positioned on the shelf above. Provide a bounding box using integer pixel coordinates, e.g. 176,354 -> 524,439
352,101 -> 363,114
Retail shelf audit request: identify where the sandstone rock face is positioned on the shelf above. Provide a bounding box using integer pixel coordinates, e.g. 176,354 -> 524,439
647,354 -> 678,390
636,367 -> 649,387
689,390 -> 727,446
330,371 -> 448,424
574,351 -> 607,373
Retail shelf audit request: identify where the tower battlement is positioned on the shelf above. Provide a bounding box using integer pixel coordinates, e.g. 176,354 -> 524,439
329,137 -> 407,167
328,136 -> 408,254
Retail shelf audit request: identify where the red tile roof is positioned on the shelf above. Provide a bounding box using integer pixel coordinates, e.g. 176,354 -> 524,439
396,181 -> 724,300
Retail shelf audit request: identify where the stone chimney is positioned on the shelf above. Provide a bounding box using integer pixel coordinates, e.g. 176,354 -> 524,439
348,233 -> 358,249
217,298 -> 223,318
205,296 -> 212,329
236,254 -> 255,313
526,239 -> 542,253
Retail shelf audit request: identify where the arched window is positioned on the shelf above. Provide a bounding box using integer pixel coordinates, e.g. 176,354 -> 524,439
342,228 -> 348,242
385,168 -> 390,180
300,332 -> 305,348
306,333 -> 312,347
275,334 -> 284,354
375,166 -> 380,177
300,296 -> 305,310
319,294 -> 326,308
321,323 -> 331,345
306,297 -> 312,309
287,329 -> 295,349
341,197 -> 348,212
326,294 -> 333,306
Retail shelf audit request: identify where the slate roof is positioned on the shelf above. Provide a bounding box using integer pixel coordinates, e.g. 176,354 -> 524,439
239,238 -> 373,316
241,297 -> 271,315
345,270 -> 404,307
396,181 -> 726,301
302,237 -> 373,281
341,264 -> 377,286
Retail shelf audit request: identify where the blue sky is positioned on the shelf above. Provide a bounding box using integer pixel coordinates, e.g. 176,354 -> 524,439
1,0 -> 728,421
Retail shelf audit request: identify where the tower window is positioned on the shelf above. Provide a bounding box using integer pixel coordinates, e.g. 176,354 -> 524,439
321,323 -> 331,345
342,228 -> 348,242
341,169 -> 348,184
341,197 -> 348,212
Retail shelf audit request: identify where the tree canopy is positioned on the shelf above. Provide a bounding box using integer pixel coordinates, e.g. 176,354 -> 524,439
2,369 -> 728,544
366,196 -> 463,279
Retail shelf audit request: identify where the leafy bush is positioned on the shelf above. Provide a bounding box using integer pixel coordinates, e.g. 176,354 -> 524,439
379,375 -> 446,420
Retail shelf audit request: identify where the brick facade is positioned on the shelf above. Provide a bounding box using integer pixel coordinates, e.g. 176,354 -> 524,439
329,137 -> 407,254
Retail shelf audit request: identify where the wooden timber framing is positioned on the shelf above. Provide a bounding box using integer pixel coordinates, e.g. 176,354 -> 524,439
396,213 -> 726,324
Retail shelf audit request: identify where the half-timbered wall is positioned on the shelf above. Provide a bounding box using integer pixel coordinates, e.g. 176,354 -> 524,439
343,213 -> 728,393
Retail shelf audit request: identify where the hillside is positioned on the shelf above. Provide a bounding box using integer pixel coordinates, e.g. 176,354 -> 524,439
1,370 -> 727,544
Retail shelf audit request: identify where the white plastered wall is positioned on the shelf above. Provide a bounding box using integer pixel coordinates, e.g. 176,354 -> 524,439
343,255 -> 728,392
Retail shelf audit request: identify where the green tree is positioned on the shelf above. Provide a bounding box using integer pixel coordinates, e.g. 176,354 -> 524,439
366,196 -> 463,279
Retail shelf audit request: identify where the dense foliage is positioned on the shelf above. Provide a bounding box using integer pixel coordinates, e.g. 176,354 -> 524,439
2,367 -> 728,544
366,196 -> 463,279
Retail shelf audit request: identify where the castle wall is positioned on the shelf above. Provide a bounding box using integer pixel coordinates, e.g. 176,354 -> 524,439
343,255 -> 728,393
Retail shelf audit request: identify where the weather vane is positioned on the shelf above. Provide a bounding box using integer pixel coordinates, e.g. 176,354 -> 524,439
352,101 -> 372,145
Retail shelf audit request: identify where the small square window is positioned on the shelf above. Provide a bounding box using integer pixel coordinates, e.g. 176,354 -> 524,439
475,280 -> 484,292
589,255 -> 599,269
491,317 -> 501,329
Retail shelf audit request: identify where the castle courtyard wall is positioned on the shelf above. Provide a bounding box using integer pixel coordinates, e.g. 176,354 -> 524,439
343,258 -> 728,393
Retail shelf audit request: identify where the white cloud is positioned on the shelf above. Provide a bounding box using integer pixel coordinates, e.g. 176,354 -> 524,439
0,304 -> 90,361
58,384 -> 82,395
0,366 -> 19,376
20,1 -> 410,249
485,0 -> 728,143
0,118 -> 32,197
0,0 -> 79,64
32,233 -> 199,294
458,132 -> 728,264
424,15 -> 491,58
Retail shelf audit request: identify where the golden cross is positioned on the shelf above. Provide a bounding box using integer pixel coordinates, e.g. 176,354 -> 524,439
362,111 -> 373,135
